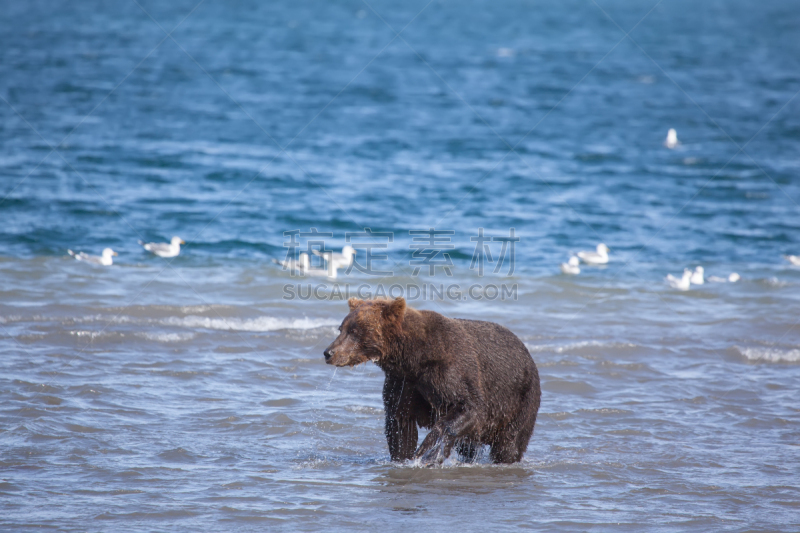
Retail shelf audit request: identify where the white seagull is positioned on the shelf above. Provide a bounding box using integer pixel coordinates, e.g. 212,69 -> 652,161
728,272 -> 740,283
68,247 -> 117,266
783,255 -> 800,266
666,269 -> 692,291
312,245 -> 356,271
664,128 -> 679,149
560,256 -> 580,275
690,266 -> 704,285
139,236 -> 185,258
577,243 -> 609,265
272,252 -> 310,274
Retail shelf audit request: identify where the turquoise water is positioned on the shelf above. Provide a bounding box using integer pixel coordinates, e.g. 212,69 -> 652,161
2,0 -> 800,531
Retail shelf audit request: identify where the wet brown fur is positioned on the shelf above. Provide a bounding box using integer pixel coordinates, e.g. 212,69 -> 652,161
324,297 -> 541,465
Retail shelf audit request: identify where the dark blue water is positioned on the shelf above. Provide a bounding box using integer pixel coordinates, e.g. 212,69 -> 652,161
2,1 -> 800,531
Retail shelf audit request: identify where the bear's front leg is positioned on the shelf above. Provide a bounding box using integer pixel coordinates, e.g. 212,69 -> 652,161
383,375 -> 419,461
415,405 -> 477,465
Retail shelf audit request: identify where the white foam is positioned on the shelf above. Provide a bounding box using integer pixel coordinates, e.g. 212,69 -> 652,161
178,305 -> 222,314
160,315 -> 338,332
139,332 -> 196,343
735,346 -> 800,363
69,330 -> 112,340
71,313 -> 338,332
525,340 -> 636,353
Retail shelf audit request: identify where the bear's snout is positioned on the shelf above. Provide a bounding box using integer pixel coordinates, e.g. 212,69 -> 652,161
324,325 -> 372,367
323,339 -> 342,365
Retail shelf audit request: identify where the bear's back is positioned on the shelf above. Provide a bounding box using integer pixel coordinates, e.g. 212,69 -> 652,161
450,318 -> 536,381
406,310 -> 538,405
447,317 -> 539,433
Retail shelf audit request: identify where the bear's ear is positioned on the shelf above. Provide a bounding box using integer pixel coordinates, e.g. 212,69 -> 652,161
382,297 -> 406,323
348,297 -> 364,311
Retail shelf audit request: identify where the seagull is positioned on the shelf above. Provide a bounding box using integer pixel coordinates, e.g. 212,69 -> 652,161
560,256 -> 580,275
577,243 -> 609,265
312,245 -> 356,270
68,247 -> 117,266
666,269 -> 692,291
690,266 -> 704,285
783,255 -> 800,266
728,272 -> 740,283
272,252 -> 310,273
664,128 -> 679,149
139,236 -> 185,258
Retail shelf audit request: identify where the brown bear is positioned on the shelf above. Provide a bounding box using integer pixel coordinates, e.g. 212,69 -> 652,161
323,297 -> 541,465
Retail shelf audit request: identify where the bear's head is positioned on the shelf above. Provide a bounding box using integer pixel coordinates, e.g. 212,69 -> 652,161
323,297 -> 406,367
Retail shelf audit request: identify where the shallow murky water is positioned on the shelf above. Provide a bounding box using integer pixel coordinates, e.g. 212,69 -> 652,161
2,263 -> 799,530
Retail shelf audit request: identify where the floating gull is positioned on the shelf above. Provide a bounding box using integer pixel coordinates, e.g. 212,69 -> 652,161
68,247 -> 117,266
728,272 -> 740,282
664,128 -> 679,149
560,256 -> 580,275
666,269 -> 692,291
577,243 -> 609,265
139,236 -> 184,258
690,266 -> 704,285
783,255 -> 800,266
312,245 -> 356,271
272,252 -> 310,274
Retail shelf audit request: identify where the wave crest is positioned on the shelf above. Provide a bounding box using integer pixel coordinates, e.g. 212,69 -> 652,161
735,346 -> 800,363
